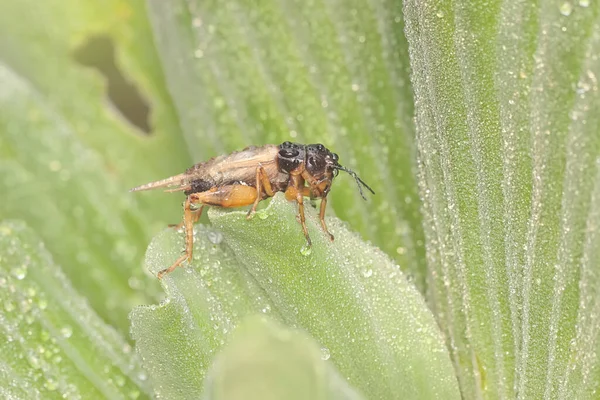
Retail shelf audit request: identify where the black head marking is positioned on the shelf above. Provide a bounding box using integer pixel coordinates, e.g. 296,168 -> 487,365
278,142 -> 305,173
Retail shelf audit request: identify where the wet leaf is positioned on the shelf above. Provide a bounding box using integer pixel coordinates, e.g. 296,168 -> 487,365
0,220 -> 151,399
203,315 -> 364,400
404,0 -> 600,397
0,0 -> 191,333
131,194 -> 460,400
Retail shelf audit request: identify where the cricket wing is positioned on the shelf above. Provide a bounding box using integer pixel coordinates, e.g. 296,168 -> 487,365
207,145 -> 281,184
129,172 -> 192,193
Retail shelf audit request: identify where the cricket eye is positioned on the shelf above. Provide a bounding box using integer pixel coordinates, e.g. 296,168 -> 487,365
332,153 -> 339,162
307,156 -> 316,167
279,148 -> 299,158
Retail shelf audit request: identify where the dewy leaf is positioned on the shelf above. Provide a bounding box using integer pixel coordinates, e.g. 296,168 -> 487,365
131,193 -> 460,400
146,0 -> 428,290
0,0 -> 192,333
404,0 -> 600,398
131,223 -> 276,398
0,220 -> 151,399
0,62 -> 162,334
203,315 -> 364,400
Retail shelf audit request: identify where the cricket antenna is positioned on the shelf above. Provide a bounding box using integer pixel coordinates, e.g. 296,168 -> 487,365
335,166 -> 375,200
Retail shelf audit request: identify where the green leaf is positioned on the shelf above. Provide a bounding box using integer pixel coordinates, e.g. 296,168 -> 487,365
145,0 -> 428,290
0,220 -> 151,399
131,193 -> 460,400
203,315 -> 363,400
404,0 -> 600,397
0,0 -> 192,333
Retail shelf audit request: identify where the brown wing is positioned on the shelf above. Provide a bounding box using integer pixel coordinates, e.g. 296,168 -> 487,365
200,145 -> 280,186
129,144 -> 282,193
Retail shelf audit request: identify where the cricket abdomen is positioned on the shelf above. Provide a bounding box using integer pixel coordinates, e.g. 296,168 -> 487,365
183,179 -> 214,196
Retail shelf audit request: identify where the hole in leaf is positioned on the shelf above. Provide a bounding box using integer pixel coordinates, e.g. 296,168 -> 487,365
73,35 -> 152,134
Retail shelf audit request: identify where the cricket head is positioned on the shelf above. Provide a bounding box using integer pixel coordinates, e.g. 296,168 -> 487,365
277,141 -> 374,200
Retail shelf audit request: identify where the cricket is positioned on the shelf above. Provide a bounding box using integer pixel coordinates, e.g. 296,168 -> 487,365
131,142 -> 375,279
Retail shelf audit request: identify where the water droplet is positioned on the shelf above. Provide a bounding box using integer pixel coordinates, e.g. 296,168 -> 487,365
300,244 -> 312,256
320,347 -> 331,360
362,268 -> 373,278
40,330 -> 50,342
44,378 -> 58,391
115,375 -> 126,387
207,231 -> 223,244
12,266 -> 27,280
60,326 -> 73,339
257,210 -> 270,220
4,301 -> 15,312
27,353 -> 41,369
560,2 -> 573,15
214,97 -> 225,109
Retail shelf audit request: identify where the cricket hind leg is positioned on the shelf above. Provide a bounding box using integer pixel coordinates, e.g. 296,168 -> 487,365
158,197 -> 204,279
194,185 -> 258,207
168,206 -> 203,230
247,165 -> 275,219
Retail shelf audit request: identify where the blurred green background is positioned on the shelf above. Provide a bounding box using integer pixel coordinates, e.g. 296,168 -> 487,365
1,0 -> 600,399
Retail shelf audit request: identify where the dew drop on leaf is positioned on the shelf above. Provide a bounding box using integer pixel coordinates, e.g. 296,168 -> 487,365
4,300 -> 15,312
559,2 -> 573,16
207,231 -> 223,244
60,326 -> 73,339
44,378 -> 58,391
300,244 -> 312,256
12,265 -> 27,280
320,347 -> 331,360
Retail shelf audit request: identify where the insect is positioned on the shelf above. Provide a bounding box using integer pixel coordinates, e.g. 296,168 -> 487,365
131,142 -> 374,278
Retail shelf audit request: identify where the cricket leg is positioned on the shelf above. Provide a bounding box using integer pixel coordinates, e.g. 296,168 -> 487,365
158,196 -> 203,279
285,175 -> 311,247
299,177 -> 333,241
247,165 -> 275,219
194,185 -> 258,207
168,206 -> 202,230
319,197 -> 334,241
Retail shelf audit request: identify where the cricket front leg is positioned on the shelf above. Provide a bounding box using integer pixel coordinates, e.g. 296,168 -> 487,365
319,196 -> 334,241
247,165 -> 275,219
158,196 -> 203,279
285,175 -> 311,247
